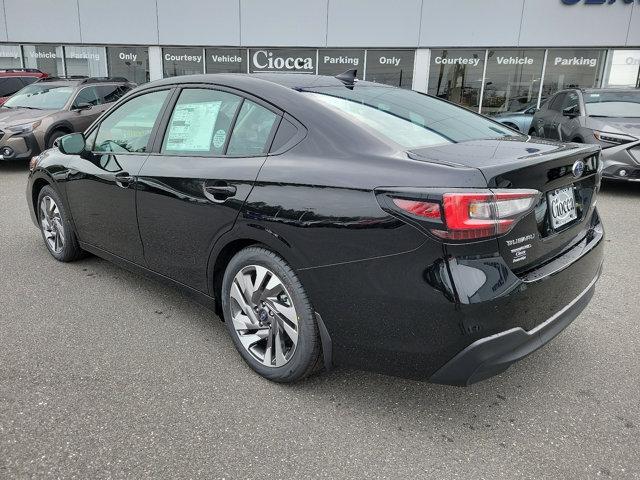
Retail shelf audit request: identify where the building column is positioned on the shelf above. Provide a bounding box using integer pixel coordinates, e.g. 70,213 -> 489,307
412,49 -> 430,93
149,46 -> 163,81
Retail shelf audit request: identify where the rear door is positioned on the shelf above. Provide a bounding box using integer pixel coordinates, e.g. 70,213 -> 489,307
136,86 -> 280,292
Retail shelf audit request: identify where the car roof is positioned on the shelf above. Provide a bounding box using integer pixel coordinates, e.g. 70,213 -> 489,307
148,72 -> 389,91
581,87 -> 640,93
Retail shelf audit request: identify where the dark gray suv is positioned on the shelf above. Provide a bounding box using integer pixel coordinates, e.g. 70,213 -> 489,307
530,88 -> 640,182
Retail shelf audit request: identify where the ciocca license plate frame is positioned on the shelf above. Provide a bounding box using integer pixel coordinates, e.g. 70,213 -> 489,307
548,186 -> 577,230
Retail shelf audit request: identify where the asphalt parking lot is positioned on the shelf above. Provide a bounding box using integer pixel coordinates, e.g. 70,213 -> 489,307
1,161 -> 639,479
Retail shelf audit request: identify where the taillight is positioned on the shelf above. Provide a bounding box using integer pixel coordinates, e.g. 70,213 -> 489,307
391,198 -> 441,219
387,189 -> 539,241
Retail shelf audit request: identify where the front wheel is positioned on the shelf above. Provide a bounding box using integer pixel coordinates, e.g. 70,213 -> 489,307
37,185 -> 84,262
221,247 -> 322,382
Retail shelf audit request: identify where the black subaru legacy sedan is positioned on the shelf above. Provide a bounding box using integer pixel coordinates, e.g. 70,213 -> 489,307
26,72 -> 604,386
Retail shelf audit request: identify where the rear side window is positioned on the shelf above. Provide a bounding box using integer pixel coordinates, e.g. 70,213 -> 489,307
227,101 -> 278,156
93,89 -> 169,153
97,84 -> 131,104
0,77 -> 25,97
162,88 -> 242,155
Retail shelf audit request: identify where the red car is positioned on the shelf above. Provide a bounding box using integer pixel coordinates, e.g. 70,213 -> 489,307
0,69 -> 49,105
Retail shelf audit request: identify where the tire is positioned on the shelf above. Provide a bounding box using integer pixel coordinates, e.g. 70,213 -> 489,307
46,129 -> 68,149
37,185 -> 84,262
528,128 -> 537,137
221,246 -> 322,382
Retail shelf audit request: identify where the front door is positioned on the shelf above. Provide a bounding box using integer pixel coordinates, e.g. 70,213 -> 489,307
136,87 -> 280,292
64,88 -> 172,264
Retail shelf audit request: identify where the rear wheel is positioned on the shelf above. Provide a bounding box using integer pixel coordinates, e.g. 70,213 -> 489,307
37,186 -> 84,262
221,246 -> 321,382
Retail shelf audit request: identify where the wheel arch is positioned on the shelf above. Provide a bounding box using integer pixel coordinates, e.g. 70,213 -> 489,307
44,121 -> 74,147
30,173 -> 55,219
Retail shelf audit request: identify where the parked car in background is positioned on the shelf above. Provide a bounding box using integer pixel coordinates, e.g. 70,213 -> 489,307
0,68 -> 49,105
494,99 -> 544,133
531,88 -> 640,181
0,76 -> 135,161
27,72 -> 603,385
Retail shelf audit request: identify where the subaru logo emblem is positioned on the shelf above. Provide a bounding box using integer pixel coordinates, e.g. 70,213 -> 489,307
572,160 -> 585,178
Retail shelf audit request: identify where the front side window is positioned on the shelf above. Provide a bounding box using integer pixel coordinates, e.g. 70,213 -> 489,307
93,89 -> 169,153
227,101 -> 278,155
3,83 -> 74,110
548,93 -> 566,112
73,86 -> 100,107
162,88 -> 242,155
561,92 -> 580,113
304,86 -> 512,150
584,90 -> 640,118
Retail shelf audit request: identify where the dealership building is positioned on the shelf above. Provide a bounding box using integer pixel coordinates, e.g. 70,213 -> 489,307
0,0 -> 639,116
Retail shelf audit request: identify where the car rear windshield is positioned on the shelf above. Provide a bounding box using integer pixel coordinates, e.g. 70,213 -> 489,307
584,91 -> 640,118
2,83 -> 74,110
303,85 -> 513,149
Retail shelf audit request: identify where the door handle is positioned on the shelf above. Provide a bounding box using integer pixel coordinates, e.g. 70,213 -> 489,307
115,172 -> 133,188
204,183 -> 237,203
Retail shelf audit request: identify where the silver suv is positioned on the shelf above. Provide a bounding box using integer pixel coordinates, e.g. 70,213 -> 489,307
530,88 -> 640,182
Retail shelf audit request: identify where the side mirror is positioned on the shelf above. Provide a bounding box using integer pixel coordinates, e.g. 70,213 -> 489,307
73,102 -> 92,111
58,133 -> 86,155
563,106 -> 579,118
525,107 -> 538,115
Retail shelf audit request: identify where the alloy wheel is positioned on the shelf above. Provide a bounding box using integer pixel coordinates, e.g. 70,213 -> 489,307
230,265 -> 299,367
40,195 -> 65,254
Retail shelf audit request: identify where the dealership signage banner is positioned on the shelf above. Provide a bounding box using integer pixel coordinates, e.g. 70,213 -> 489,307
249,48 -> 315,73
205,48 -> 247,74
317,49 -> 365,77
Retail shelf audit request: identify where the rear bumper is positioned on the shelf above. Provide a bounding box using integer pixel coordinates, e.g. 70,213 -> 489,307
429,263 -> 601,386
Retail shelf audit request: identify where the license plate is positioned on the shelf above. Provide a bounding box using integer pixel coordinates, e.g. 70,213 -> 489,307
548,186 -> 577,230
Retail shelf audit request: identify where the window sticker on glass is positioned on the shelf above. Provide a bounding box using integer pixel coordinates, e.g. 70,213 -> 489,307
212,129 -> 226,149
165,101 -> 222,152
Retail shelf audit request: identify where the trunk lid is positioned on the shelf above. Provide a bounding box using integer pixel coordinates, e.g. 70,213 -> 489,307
409,137 -> 601,272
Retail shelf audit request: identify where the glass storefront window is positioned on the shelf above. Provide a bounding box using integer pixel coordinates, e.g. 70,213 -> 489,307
428,49 -> 485,111
22,45 -> 64,76
205,48 -> 246,74
0,45 -> 22,69
64,46 -> 107,77
542,49 -> 605,99
163,47 -> 204,77
604,50 -> 640,88
481,49 -> 544,115
318,49 -> 365,78
107,46 -> 149,84
365,50 -> 414,89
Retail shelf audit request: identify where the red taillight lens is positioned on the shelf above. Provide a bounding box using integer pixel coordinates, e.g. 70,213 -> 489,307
434,190 -> 539,240
391,198 -> 441,219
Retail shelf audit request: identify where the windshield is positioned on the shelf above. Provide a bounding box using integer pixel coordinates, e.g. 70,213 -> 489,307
303,86 -> 513,149
584,91 -> 640,118
3,84 -> 74,110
